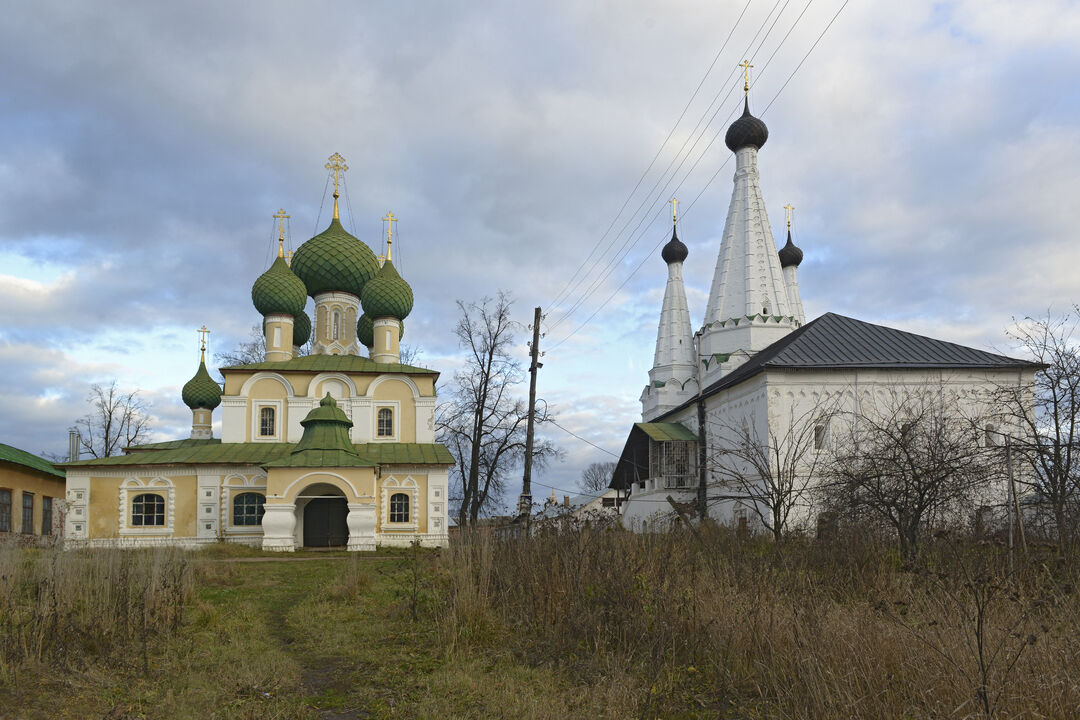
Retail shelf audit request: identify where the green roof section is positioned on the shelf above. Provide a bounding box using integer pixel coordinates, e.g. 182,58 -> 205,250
634,422 -> 698,443
291,218 -> 380,299
293,310 -> 311,347
59,439 -> 453,469
251,255 -> 308,318
220,353 -> 435,375
181,360 -> 223,410
269,393 -> 362,467
0,443 -> 65,478
361,259 -> 414,321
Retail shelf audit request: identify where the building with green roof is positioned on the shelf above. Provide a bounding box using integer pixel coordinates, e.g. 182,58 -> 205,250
60,154 -> 451,552
0,442 -> 65,539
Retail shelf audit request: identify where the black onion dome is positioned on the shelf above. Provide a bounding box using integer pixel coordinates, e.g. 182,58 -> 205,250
725,97 -> 769,152
778,229 -> 803,268
661,226 -> 688,264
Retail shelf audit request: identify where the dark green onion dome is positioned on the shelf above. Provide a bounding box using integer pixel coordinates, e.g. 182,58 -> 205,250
360,259 -> 414,320
661,225 -> 688,264
182,361 -> 222,410
357,314 -> 404,348
293,310 -> 311,347
252,255 -> 307,317
291,218 -> 380,299
725,97 -> 768,152
778,229 -> 803,268
292,393 -> 356,456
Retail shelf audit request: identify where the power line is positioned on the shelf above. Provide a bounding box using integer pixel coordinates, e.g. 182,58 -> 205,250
546,0 -> 757,316
548,419 -> 621,459
549,0 -> 849,350
547,0 -> 808,334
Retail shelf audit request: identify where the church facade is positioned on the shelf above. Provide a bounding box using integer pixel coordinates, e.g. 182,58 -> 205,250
61,156 -> 452,550
615,93 -> 1038,532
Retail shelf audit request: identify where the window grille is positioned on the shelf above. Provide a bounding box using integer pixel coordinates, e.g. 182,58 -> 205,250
132,493 -> 165,527
389,492 -> 409,523
232,492 -> 266,526
0,489 -> 10,532
650,441 -> 695,489
21,493 -> 33,534
259,407 -> 275,437
41,497 -> 52,535
377,408 -> 394,437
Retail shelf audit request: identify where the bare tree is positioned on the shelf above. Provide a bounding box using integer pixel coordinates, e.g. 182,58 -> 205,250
436,292 -> 559,526
579,461 -> 617,493
215,324 -> 266,367
711,403 -> 836,542
825,390 -> 997,564
997,309 -> 1080,557
72,381 -> 153,458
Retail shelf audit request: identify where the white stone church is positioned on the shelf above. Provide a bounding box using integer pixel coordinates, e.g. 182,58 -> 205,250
614,94 -> 1038,532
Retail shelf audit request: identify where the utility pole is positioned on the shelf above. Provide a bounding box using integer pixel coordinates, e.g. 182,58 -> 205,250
519,306 -> 543,519
694,329 -> 708,522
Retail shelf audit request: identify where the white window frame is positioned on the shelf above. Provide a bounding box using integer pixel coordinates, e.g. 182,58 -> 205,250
380,475 -> 418,531
221,473 -> 268,534
251,400 -> 284,442
119,476 -> 175,536
372,401 -> 400,442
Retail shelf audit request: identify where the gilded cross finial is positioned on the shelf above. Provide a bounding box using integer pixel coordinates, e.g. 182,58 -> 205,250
739,59 -> 753,95
198,325 -> 210,362
669,197 -> 679,226
325,153 -> 348,220
382,211 -> 398,262
284,249 -> 294,266
784,203 -> 794,229
273,208 -> 290,257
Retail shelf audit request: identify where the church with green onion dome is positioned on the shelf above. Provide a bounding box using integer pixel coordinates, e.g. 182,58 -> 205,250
60,153 -> 452,552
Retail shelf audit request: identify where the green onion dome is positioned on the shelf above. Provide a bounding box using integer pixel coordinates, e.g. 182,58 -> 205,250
360,259 -> 414,321
293,310 -> 311,347
357,314 -> 403,348
291,218 -> 380,299
182,361 -> 222,410
252,255 -> 307,318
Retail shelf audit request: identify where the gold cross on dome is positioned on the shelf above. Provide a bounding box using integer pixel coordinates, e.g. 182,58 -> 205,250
273,208 -> 289,256
198,325 -> 210,361
669,197 -> 679,225
284,249 -> 294,266
739,59 -> 753,94
784,203 -> 794,229
382,211 -> 398,261
325,153 -> 348,195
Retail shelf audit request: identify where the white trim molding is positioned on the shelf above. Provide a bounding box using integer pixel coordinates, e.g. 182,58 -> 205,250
380,475 -> 418,531
118,476 -> 175,536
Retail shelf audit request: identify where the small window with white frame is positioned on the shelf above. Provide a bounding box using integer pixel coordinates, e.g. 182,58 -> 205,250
259,406 -> 276,437
377,407 -> 394,438
814,422 -> 829,451
232,492 -> 266,526
131,493 -> 165,527
389,492 -> 410,523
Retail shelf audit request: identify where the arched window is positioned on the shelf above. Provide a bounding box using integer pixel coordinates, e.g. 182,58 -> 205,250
389,492 -> 410,523
332,310 -> 341,340
233,492 -> 266,526
377,408 -> 393,437
132,493 -> 165,527
259,407 -> 275,437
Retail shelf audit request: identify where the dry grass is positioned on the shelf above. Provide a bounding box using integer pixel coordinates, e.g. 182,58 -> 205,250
442,526 -> 1080,719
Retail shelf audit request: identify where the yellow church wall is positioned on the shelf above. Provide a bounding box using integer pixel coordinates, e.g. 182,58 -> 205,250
88,476 -> 122,538
376,472 -> 428,534
170,475 -> 198,537
0,464 -> 66,536
372,379 -> 418,443
265,467 -> 376,504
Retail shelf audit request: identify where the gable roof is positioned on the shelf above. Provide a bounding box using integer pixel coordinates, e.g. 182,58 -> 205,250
659,312 -> 1039,422
0,443 -> 65,478
221,354 -> 436,376
59,438 -> 453,469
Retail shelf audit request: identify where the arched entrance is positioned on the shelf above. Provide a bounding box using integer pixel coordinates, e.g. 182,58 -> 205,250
297,483 -> 348,548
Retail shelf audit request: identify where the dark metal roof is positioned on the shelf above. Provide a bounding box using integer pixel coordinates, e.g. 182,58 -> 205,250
661,226 -> 688,264
657,312 -> 1039,421
725,97 -> 768,152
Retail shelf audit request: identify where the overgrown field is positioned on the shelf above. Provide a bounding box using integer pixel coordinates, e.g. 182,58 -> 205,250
1,529 -> 1078,719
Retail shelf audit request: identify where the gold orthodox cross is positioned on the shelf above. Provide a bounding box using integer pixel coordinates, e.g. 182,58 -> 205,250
740,59 -> 753,94
669,197 -> 679,225
273,208 -> 290,256
325,153 -> 348,195
382,211 -> 398,261
198,325 -> 210,361
784,203 -> 794,229
284,249 -> 294,266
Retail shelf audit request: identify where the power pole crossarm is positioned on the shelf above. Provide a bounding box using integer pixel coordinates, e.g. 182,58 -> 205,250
519,306 -> 542,519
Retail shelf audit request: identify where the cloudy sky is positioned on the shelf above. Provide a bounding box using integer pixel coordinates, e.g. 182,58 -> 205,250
2,0 -> 1078,507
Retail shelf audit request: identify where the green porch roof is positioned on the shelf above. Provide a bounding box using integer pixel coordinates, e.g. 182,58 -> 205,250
221,354 -> 435,376
634,422 -> 698,443
0,443 -> 65,478
59,439 -> 454,469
